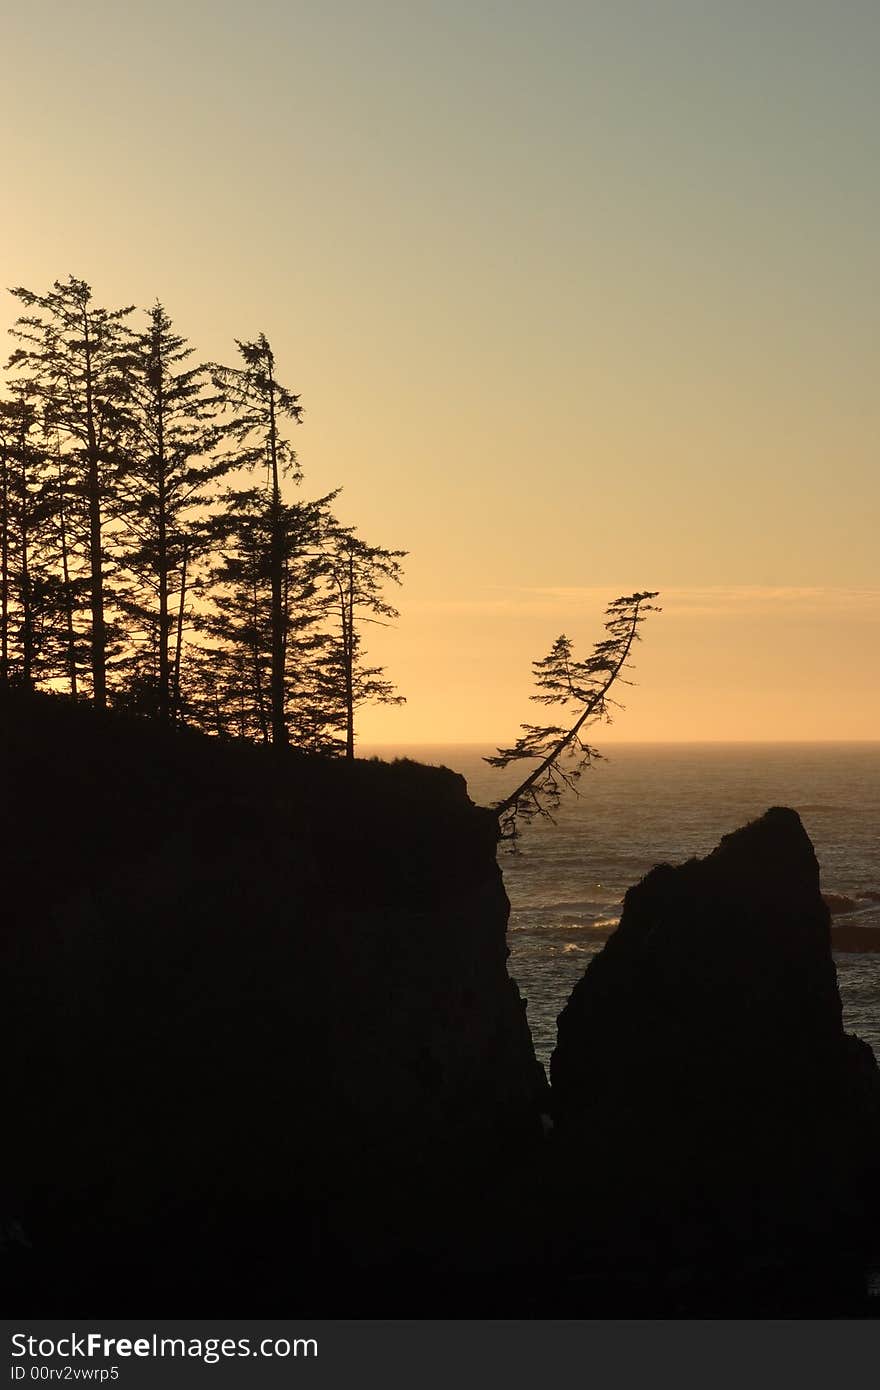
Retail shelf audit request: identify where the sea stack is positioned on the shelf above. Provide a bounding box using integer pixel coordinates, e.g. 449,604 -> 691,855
549,808 -> 880,1309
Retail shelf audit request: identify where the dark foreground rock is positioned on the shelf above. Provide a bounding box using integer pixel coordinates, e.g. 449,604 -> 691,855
549,808 -> 880,1313
4,692 -> 879,1317
2,690 -> 545,1315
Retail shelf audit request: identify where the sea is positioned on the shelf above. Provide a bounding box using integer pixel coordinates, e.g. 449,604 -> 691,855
366,743 -> 880,1070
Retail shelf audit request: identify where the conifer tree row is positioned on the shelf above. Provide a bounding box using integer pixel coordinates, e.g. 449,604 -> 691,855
1,277 -> 406,754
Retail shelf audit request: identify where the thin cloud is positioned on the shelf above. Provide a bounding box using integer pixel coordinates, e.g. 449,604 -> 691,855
658,587 -> 880,619
401,586 -> 880,621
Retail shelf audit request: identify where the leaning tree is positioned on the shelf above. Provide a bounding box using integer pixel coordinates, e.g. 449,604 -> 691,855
487,590 -> 660,839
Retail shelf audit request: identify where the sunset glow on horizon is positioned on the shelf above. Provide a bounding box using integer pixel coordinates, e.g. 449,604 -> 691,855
4,1 -> 878,743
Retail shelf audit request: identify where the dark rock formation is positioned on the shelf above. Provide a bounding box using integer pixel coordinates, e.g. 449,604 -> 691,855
832,924 -> 880,952
823,891 -> 861,915
549,808 -> 880,1312
6,693 -> 879,1317
2,690 -> 544,1314
825,893 -> 880,948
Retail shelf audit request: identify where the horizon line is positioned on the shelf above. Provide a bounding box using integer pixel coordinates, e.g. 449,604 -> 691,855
359,738 -> 880,748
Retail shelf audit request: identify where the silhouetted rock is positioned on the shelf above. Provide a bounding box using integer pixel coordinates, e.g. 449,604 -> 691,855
832,924 -> 880,952
549,807 -> 880,1312
824,890 -> 861,914
6,696 -> 879,1317
1,689 -> 544,1314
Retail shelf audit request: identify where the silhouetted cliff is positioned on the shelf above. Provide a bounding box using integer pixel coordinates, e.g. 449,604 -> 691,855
4,696 -> 879,1316
1,690 -> 544,1313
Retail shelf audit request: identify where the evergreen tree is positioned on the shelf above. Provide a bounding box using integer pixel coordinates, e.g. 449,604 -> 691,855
198,488 -> 336,746
42,418 -> 91,699
0,402 -> 13,687
320,527 -> 406,759
7,278 -> 136,707
210,335 -> 302,745
0,384 -> 55,689
488,591 -> 660,838
1,288 -> 410,748
116,303 -> 223,720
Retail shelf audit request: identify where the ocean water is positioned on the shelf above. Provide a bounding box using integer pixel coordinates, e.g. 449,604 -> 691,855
366,743 -> 880,1069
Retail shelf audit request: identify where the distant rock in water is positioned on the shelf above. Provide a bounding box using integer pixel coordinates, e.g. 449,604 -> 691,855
549,807 -> 880,1310
823,890 -> 861,915
832,923 -> 880,952
823,888 -> 880,948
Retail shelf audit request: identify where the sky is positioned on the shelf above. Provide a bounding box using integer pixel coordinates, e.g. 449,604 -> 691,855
3,1 -> 878,743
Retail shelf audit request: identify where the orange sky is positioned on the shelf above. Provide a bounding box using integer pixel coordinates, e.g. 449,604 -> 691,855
360,585 -> 880,744
3,3 -> 878,743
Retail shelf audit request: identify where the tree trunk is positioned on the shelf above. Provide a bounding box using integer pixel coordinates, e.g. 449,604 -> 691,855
86,453 -> 105,707
267,374 -> 286,747
0,448 -> 9,688
82,314 -> 106,709
158,511 -> 170,720
172,537 -> 188,722
19,452 -> 32,689
344,554 -> 355,760
270,516 -> 285,744
250,551 -> 269,744
57,463 -> 78,701
157,440 -> 170,721
344,654 -> 355,759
